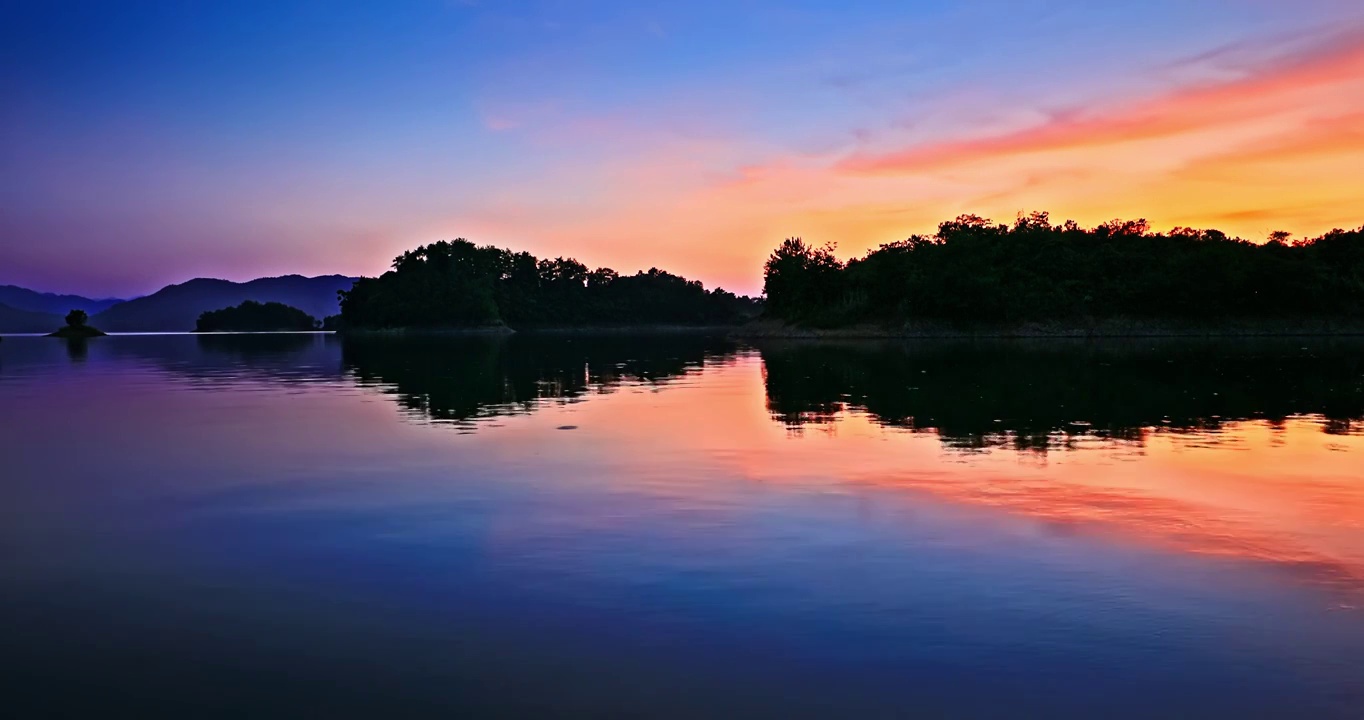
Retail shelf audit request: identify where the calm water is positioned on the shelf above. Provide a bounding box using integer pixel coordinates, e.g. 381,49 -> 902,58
2,334 -> 1363,717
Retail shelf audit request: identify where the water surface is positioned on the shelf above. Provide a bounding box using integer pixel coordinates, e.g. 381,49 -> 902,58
2,334 -> 1362,717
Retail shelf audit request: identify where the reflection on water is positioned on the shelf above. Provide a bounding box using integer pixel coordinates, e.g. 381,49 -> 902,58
63,337 -> 90,363
196,332 -> 323,357
341,335 -> 740,426
753,339 -> 1364,593
1,334 -> 1362,717
761,339 -> 1364,450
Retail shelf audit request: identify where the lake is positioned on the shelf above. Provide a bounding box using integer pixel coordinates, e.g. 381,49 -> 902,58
2,333 -> 1362,717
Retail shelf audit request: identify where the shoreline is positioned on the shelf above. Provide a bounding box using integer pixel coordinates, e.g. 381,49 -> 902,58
338,323 -> 748,337
731,317 -> 1364,339
516,324 -> 746,335
9,317 -> 1364,339
46,326 -> 108,338
339,325 -> 515,337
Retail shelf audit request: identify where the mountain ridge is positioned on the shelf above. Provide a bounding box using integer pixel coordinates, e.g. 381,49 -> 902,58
0,285 -> 126,316
0,302 -> 64,333
92,274 -> 357,332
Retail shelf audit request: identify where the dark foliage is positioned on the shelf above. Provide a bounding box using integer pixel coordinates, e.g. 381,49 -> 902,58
196,301 -> 320,332
763,213 -> 1364,326
339,239 -> 761,330
65,309 -> 88,327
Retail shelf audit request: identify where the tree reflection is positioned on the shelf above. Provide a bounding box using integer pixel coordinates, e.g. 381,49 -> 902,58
63,338 -> 89,363
760,339 -> 1364,451
342,334 -> 741,426
195,332 -> 319,358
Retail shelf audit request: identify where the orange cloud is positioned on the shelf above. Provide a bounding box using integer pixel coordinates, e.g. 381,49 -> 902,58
1180,112 -> 1364,176
837,29 -> 1364,176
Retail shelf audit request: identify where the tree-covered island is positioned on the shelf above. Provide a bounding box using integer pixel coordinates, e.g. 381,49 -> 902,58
195,301 -> 321,332
338,240 -> 761,332
762,214 -> 1364,332
47,309 -> 107,337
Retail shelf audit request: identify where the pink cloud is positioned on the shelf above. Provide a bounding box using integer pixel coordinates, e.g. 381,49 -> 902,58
837,27 -> 1364,175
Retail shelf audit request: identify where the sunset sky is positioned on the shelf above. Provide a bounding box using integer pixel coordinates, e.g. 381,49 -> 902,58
4,0 -> 1364,298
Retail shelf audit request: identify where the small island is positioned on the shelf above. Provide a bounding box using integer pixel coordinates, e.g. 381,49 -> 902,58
195,300 -> 321,332
48,309 -> 107,338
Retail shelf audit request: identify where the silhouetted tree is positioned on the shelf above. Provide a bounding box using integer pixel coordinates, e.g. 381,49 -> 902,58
762,238 -> 846,324
339,239 -> 762,330
761,215 -> 1364,326
65,309 -> 88,327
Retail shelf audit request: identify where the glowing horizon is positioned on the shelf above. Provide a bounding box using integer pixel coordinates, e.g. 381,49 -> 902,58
3,1 -> 1363,298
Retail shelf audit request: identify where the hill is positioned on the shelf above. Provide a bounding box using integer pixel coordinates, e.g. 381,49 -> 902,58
0,302 -> 63,333
0,285 -> 125,316
93,275 -> 356,332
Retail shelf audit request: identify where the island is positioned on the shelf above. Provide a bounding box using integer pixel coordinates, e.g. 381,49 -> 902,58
756,213 -> 1364,336
47,309 -> 107,338
336,239 -> 761,333
195,301 -> 321,332
329,216 -> 1364,337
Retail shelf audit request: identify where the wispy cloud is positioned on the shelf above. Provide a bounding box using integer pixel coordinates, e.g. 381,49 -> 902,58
476,99 -> 564,133
837,27 -> 1364,176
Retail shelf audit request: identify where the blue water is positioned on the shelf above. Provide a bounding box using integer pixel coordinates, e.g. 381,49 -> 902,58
1,334 -> 1362,717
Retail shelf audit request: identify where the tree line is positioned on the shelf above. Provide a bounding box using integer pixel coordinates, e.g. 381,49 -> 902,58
338,240 -> 761,330
763,213 -> 1364,326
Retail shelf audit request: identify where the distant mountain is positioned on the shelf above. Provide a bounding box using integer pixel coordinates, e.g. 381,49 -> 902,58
92,275 -> 357,332
0,285 -> 126,316
0,302 -> 62,333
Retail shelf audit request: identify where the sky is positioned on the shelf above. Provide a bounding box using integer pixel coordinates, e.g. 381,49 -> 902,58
3,0 -> 1363,298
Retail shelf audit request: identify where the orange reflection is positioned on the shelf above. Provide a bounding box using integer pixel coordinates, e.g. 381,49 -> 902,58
554,356 -> 1364,593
